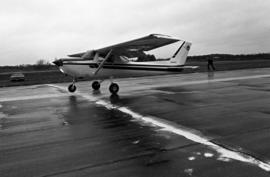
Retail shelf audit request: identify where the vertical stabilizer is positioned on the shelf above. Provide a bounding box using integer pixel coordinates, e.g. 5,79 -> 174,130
170,41 -> 192,65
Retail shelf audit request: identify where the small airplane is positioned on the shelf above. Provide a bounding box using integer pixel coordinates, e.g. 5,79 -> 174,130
53,34 -> 197,94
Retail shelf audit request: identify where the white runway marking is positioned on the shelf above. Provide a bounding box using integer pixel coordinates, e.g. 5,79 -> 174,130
218,156 -> 231,162
184,168 -> 193,176
117,108 -> 270,171
132,140 -> 140,144
47,80 -> 270,172
188,156 -> 196,161
204,153 -> 214,158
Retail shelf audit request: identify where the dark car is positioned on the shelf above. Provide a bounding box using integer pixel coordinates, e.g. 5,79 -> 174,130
10,72 -> 25,82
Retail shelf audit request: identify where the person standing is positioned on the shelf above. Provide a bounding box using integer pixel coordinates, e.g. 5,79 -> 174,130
207,57 -> 215,71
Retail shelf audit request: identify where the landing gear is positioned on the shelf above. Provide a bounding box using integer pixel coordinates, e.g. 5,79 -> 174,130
68,78 -> 77,93
91,80 -> 119,94
92,81 -> 100,90
68,84 -> 76,92
109,83 -> 119,94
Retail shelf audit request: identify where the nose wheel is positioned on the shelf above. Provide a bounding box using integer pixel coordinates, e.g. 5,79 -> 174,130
92,81 -> 101,90
68,84 -> 77,92
109,83 -> 119,94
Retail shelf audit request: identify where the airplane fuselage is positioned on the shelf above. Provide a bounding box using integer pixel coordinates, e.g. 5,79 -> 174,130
57,59 -> 190,78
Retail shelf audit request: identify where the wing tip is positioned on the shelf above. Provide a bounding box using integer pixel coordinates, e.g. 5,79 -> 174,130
150,34 -> 180,41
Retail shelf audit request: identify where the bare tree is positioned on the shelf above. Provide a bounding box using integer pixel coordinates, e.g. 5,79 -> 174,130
36,59 -> 47,65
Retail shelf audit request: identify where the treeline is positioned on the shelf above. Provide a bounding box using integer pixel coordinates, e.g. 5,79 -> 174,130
188,53 -> 270,61
1,53 -> 270,73
0,59 -> 56,73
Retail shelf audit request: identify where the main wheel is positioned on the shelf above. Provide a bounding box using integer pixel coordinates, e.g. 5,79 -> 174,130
68,84 -> 76,92
92,81 -> 100,90
109,83 -> 119,94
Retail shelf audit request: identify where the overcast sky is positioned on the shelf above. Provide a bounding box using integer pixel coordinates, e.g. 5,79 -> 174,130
1,0 -> 269,65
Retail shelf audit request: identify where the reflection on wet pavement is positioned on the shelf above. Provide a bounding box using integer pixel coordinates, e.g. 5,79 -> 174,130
2,69 -> 270,176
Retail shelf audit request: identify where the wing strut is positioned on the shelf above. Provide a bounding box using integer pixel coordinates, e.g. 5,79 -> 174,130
93,49 -> 112,75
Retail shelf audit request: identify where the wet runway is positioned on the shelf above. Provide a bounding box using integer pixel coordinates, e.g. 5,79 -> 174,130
1,68 -> 270,176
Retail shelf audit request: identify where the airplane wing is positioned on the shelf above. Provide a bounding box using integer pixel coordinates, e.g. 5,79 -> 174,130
68,34 -> 180,58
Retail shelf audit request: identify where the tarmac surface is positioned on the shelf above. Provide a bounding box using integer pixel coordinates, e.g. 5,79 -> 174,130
1,68 -> 270,176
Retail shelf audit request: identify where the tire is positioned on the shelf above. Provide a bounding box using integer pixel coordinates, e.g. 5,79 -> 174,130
109,83 -> 119,94
68,84 -> 76,92
92,81 -> 100,90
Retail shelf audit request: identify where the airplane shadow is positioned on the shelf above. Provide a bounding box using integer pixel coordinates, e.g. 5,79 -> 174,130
92,90 -> 101,95
110,94 -> 120,104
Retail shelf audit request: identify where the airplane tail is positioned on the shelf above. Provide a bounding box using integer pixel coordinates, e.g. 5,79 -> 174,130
170,41 -> 192,65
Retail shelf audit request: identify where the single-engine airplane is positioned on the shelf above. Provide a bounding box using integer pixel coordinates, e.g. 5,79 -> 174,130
53,34 -> 197,94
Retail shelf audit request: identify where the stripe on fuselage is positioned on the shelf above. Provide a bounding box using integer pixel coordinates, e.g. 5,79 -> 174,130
62,62 -> 185,71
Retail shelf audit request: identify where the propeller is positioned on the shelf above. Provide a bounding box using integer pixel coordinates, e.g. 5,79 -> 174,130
52,58 -> 63,66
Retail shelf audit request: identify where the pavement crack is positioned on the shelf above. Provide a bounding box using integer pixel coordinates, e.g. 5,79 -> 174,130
39,151 -> 157,177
